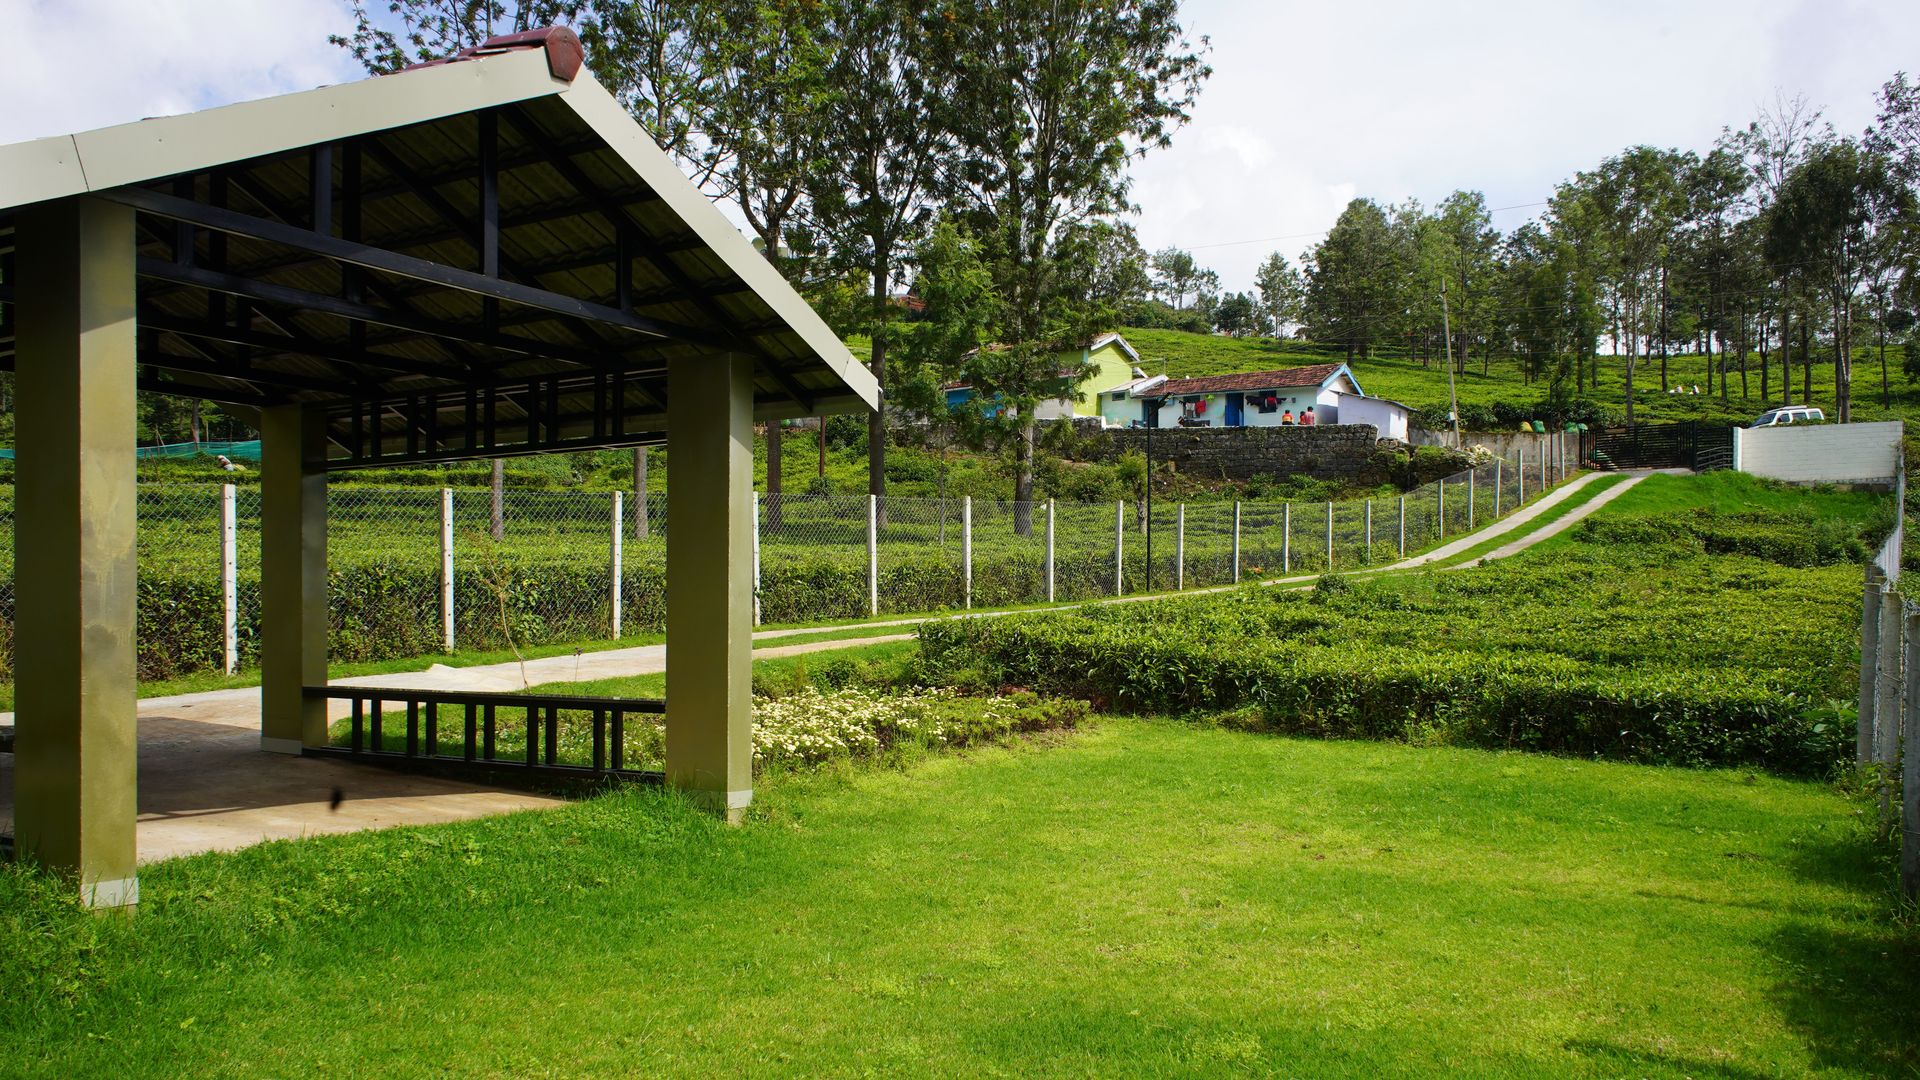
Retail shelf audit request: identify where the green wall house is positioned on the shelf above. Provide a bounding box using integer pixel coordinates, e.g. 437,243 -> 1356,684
944,332 -> 1142,420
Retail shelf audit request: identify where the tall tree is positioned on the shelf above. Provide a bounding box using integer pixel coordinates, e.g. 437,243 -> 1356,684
935,0 -> 1208,533
1253,252 -> 1305,337
1433,192 -> 1499,374
1149,247 -> 1202,308
1304,199 -> 1407,361
1767,140 -> 1913,422
809,0 -> 957,515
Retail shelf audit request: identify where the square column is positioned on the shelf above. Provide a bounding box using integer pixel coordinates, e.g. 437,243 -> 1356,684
259,404 -> 328,753
12,198 -> 139,908
665,353 -> 755,821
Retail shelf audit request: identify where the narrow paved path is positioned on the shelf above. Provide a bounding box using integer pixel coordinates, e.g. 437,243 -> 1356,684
14,470 -> 1653,723
0,470 -> 1655,864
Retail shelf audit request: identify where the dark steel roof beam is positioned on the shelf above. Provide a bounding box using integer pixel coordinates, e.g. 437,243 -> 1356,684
104,186 -> 731,350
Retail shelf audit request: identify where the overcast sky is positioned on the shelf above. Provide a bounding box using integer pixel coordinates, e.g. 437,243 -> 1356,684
4,0 -> 1916,295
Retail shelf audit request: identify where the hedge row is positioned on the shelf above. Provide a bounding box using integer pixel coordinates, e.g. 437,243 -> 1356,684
916,613 -> 1846,775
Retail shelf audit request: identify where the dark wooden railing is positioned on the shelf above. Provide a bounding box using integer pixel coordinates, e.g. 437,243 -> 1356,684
303,686 -> 665,787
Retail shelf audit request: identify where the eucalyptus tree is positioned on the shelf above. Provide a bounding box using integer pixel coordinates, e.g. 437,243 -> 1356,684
1149,247 -> 1202,308
1570,146 -> 1693,424
1721,95 -> 1834,405
808,0 -> 960,512
1433,192 -> 1500,374
1253,252 -> 1306,337
1305,199 -> 1407,361
1766,141 -> 1913,421
930,0 -> 1209,534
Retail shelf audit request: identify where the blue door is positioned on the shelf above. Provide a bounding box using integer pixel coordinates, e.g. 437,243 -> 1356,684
1224,393 -> 1245,427
1143,400 -> 1159,428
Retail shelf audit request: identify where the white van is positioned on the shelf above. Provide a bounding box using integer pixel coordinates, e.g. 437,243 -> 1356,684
1750,406 -> 1825,428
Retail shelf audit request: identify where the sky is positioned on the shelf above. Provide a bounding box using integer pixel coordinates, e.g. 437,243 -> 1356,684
4,0 -> 1916,294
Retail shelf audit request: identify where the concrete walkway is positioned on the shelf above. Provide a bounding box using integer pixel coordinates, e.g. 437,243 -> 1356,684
0,469 -> 1650,864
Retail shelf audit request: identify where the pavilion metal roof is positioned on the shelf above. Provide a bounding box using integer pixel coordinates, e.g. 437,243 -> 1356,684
0,28 -> 877,467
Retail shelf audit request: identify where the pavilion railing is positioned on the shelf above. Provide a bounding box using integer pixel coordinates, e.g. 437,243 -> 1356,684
303,685 -> 666,786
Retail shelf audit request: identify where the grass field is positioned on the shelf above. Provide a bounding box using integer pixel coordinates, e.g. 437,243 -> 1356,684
4,715 -> 1913,1078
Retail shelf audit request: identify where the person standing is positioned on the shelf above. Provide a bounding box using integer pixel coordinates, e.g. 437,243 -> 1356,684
1301,407 -> 1316,426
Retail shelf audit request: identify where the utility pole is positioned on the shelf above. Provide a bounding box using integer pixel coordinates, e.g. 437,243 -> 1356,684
1440,281 -> 1461,449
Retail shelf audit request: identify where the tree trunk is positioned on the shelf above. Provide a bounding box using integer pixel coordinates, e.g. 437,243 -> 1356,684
1779,308 -> 1791,406
490,458 -> 505,541
633,446 -> 648,540
1658,263 -> 1669,394
1800,318 -> 1812,409
1012,417 -> 1036,536
1880,300 -> 1891,409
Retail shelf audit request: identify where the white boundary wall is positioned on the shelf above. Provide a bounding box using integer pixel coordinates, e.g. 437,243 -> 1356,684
1733,420 -> 1903,485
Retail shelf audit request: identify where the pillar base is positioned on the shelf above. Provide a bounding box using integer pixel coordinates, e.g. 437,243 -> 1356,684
681,787 -> 751,824
83,875 -> 139,910
260,736 -> 305,756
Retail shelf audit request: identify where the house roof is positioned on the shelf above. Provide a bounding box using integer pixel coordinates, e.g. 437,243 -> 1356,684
1335,390 -> 1414,413
0,27 -> 876,464
1147,364 -> 1351,399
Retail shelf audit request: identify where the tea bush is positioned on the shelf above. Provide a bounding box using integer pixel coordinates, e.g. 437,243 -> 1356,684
917,505 -> 1874,775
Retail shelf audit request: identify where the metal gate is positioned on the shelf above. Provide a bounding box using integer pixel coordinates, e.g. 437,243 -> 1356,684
1586,423 -> 1734,471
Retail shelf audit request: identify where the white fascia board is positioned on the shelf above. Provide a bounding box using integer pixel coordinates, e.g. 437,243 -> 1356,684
1090,331 -> 1141,364
0,48 -> 564,212
557,73 -> 879,411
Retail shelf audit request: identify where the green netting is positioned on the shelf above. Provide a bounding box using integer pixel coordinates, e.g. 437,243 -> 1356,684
0,439 -> 261,461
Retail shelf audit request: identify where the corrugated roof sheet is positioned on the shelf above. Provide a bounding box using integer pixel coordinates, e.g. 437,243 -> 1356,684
1148,364 -> 1346,398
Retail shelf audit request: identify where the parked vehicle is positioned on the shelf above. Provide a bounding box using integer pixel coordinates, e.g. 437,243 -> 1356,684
1750,406 -> 1825,428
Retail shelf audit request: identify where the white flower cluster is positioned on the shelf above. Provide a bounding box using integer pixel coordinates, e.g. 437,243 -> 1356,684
752,686 -> 1017,766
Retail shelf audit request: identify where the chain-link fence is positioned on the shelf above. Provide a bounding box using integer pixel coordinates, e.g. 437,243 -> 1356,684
0,437 -> 1578,684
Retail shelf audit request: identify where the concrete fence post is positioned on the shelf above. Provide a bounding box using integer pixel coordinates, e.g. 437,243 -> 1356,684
1438,479 -> 1446,540
1325,500 -> 1334,570
1175,503 -> 1185,590
747,490 -> 760,627
1114,500 -> 1126,595
1398,496 -> 1406,559
1495,458 -> 1503,516
867,494 -> 879,617
1364,498 -> 1373,564
441,488 -> 456,651
1467,469 -> 1476,529
222,484 -> 239,675
1903,604 -> 1920,900
1876,581 -> 1902,766
1045,499 -> 1056,603
613,490 -> 627,636
962,495 -> 973,609
1519,452 -> 1528,504
1282,502 -> 1291,574
1860,565 -> 1885,765
1232,501 -> 1242,583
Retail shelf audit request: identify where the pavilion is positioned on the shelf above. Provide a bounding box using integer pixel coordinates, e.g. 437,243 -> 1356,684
0,27 -> 876,908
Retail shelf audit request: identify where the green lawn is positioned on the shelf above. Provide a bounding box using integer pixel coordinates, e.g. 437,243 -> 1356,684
5,717 -> 1914,1077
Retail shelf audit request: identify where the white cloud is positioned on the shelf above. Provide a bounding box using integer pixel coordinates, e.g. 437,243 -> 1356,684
1129,0 -> 1920,292
0,0 -> 361,145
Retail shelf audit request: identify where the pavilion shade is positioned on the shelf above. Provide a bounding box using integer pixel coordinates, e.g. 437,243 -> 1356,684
1,92 -> 861,464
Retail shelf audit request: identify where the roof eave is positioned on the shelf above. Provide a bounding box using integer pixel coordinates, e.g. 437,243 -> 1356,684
0,46 -> 566,213
556,72 -> 878,412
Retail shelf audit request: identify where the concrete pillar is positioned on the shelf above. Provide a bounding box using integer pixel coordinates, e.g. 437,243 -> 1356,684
665,353 -> 755,821
12,197 -> 140,908
259,404 -> 329,754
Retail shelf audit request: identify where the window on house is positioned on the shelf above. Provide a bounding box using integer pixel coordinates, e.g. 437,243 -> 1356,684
1111,391 -> 1127,401
1256,393 -> 1279,414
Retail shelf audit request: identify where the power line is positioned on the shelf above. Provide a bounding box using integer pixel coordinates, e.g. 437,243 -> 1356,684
1185,201 -> 1551,252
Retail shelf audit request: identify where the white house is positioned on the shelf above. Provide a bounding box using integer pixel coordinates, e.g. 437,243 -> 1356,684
1333,392 -> 1413,440
1094,366 -> 1168,426
1143,363 -> 1363,429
